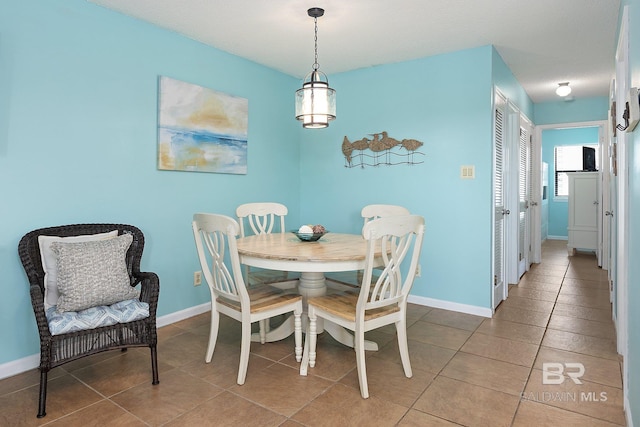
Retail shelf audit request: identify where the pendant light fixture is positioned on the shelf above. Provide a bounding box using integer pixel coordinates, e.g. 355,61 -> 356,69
556,82 -> 572,97
295,7 -> 336,129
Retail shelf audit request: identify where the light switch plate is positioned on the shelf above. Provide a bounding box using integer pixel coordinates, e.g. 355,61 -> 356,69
461,165 -> 475,179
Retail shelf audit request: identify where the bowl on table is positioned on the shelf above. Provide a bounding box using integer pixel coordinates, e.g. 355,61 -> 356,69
291,230 -> 329,242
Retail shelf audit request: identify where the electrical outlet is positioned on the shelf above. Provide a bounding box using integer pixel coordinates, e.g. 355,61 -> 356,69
416,264 -> 422,277
194,271 -> 202,286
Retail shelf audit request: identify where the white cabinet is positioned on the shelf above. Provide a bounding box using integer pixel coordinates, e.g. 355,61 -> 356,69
567,172 -> 599,255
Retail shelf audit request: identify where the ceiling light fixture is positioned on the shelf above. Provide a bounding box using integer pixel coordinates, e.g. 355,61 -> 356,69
295,7 -> 336,129
556,82 -> 572,97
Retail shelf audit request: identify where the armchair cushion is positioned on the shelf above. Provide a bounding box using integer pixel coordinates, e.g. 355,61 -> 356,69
51,233 -> 139,312
45,299 -> 149,335
38,230 -> 119,310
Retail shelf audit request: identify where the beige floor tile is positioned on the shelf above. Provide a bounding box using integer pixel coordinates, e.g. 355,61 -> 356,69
111,368 -> 223,426
476,318 -> 546,345
548,314 -> 616,340
564,269 -> 608,281
421,308 -> 485,331
557,293 -> 612,309
441,352 -> 530,396
460,333 -> 539,367
397,409 -> 460,426
45,400 -> 146,427
414,376 -> 520,427
499,295 -> 555,315
375,338 -> 457,375
339,357 -> 435,407
165,391 -> 286,427
72,349 -> 170,397
230,363 -> 332,417
552,303 -> 612,323
513,400 -> 624,427
514,279 -> 562,293
562,278 -> 609,289
520,273 -> 564,284
508,286 -> 559,302
560,285 -> 611,297
492,305 -> 551,327
157,330 -> 211,368
541,329 -> 618,360
180,341 -> 276,389
533,347 -> 622,388
524,369 -> 626,425
292,383 -> 409,426
529,262 -> 568,271
291,334 -> 358,381
406,321 -> 473,351
0,374 -> 103,425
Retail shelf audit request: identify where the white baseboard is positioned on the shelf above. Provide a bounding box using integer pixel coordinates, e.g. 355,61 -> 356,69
547,235 -> 568,240
626,395 -> 634,427
408,295 -> 493,318
156,302 -> 211,328
0,303 -> 213,381
0,354 -> 40,381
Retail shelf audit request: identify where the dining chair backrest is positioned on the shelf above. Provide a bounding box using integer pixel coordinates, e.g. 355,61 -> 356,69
361,204 -> 410,225
192,213 -> 248,308
359,215 -> 425,314
236,202 -> 287,237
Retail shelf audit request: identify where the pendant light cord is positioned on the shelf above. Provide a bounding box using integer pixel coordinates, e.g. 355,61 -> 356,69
313,16 -> 319,72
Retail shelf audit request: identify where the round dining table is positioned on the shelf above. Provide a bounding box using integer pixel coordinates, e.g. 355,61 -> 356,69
236,232 -> 382,352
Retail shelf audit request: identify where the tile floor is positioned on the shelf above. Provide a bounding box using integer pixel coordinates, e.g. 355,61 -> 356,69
0,240 -> 626,426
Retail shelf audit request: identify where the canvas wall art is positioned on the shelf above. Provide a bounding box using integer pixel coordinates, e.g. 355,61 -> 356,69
158,76 -> 248,174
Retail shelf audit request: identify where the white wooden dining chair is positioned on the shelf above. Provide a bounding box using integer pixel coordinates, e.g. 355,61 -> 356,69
192,213 -> 303,385
302,214 -> 425,399
327,204 -> 411,288
361,204 -> 410,224
236,202 -> 298,287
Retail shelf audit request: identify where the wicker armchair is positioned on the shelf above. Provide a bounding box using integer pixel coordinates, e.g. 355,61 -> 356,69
18,223 -> 160,418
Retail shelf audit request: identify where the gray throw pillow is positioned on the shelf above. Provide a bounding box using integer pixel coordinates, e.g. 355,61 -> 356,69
51,233 -> 140,312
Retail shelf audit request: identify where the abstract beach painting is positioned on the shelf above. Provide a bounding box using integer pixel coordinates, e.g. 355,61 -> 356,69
158,76 -> 248,174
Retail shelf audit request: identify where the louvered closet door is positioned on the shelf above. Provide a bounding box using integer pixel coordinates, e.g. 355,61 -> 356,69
493,92 -> 507,309
518,125 -> 531,278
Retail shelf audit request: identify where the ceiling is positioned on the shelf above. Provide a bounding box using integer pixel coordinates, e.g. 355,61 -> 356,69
89,0 -> 621,103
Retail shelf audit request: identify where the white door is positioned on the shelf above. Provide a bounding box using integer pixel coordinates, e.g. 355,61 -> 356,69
518,122 -> 532,278
493,90 -> 508,310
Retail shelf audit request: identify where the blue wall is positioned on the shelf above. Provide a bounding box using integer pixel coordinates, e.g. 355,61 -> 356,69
0,0 -> 302,364
541,127 -> 601,238
299,46 -> 497,308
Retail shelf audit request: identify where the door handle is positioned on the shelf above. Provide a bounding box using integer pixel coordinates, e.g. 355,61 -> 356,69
605,211 -> 614,217
530,201 -> 538,206
502,209 -> 510,215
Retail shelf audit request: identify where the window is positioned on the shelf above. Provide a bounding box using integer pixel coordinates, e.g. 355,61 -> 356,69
554,145 -> 598,197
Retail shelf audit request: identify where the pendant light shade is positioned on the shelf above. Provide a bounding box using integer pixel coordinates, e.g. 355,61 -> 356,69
295,7 -> 336,128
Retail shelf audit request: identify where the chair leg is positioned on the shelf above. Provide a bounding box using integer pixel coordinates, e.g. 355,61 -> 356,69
237,321 -> 252,385
206,309 -> 220,363
259,319 -> 267,344
308,308 -> 317,368
37,370 -> 47,418
355,329 -> 369,399
294,307 -> 302,362
150,345 -> 160,385
396,319 -> 412,378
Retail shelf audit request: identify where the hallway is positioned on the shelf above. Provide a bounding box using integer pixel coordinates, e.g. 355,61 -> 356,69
0,240 -> 625,426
